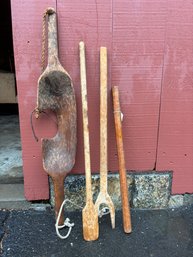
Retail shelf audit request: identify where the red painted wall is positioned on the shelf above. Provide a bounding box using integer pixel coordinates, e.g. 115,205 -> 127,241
156,0 -> 193,194
11,0 -> 56,200
11,0 -> 193,200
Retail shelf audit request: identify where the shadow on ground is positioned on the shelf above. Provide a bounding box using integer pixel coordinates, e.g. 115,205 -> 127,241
0,205 -> 193,257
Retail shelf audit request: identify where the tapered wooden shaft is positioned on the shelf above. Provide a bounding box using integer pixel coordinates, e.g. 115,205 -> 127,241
100,47 -> 108,193
79,41 -> 99,241
79,41 -> 92,203
112,86 -> 132,233
52,175 -> 65,225
95,47 -> 115,229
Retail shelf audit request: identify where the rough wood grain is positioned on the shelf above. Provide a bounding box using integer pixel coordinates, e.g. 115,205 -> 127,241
112,86 -> 132,234
36,8 -> 77,225
95,47 -> 115,229
79,41 -> 99,241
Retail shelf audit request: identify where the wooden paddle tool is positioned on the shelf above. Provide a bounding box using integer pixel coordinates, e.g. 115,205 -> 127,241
79,41 -> 99,241
35,8 -> 77,226
112,86 -> 132,233
95,47 -> 115,229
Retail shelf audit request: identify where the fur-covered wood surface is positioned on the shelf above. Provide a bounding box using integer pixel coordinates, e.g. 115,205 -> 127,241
36,8 -> 77,225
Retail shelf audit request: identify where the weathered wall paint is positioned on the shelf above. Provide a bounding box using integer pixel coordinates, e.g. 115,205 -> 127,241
109,0 -> 166,171
11,0 -> 193,200
57,0 -> 113,173
11,0 -> 57,200
156,0 -> 193,194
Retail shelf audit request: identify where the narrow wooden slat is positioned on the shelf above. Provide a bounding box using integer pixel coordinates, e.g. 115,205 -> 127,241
79,41 -> 99,241
95,47 -> 115,229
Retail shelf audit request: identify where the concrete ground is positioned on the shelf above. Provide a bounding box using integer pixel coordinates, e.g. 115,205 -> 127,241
0,205 -> 193,257
0,115 -> 23,183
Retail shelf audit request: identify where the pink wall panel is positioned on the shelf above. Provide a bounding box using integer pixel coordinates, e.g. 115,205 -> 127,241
56,0 -> 113,173
110,0 -> 166,170
156,0 -> 193,194
11,0 -> 193,199
11,0 -> 57,200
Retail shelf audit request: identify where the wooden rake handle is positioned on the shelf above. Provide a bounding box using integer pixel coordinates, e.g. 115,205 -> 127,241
79,41 -> 92,201
100,47 -> 108,191
100,47 -> 108,185
112,86 -> 132,233
95,47 -> 115,229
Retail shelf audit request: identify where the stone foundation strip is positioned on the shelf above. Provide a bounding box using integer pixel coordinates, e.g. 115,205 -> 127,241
50,171 -> 186,211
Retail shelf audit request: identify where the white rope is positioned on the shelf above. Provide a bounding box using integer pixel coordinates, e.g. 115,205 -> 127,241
55,199 -> 78,240
98,206 -> 110,218
55,217 -> 74,239
55,199 -> 111,239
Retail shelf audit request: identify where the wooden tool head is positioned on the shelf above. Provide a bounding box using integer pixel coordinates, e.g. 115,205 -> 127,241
35,7 -> 77,226
37,70 -> 77,176
36,8 -> 77,177
82,202 -> 99,241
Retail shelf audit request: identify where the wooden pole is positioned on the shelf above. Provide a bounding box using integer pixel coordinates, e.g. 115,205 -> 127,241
112,86 -> 132,233
95,47 -> 115,229
79,41 -> 99,241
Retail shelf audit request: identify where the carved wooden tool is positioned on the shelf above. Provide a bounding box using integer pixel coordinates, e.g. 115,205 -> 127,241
79,41 -> 99,241
36,8 -> 77,225
95,47 -> 115,229
112,86 -> 132,233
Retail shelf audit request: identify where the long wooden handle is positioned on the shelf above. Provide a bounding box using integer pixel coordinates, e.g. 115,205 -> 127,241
47,8 -> 59,64
52,175 -> 65,225
79,41 -> 92,202
100,47 -> 108,192
112,86 -> 132,233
